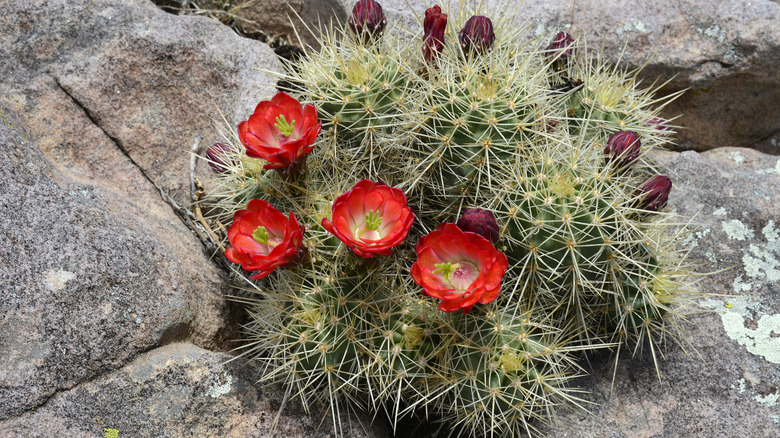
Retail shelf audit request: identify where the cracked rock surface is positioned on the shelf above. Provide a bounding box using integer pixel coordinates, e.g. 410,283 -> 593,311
0,105 -> 229,420
1,0 -> 779,437
0,0 -> 281,206
1,342 -> 386,437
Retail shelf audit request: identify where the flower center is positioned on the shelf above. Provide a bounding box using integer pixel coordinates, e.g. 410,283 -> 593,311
274,115 -> 296,137
252,226 -> 270,244
355,210 -> 384,241
433,261 -> 479,291
365,210 -> 382,231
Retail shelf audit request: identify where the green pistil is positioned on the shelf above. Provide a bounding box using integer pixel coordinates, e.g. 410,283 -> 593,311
252,226 -> 270,244
432,262 -> 455,281
365,210 -> 382,231
274,115 -> 295,137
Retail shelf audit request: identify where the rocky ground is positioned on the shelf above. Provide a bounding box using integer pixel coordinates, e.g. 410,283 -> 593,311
0,0 -> 778,437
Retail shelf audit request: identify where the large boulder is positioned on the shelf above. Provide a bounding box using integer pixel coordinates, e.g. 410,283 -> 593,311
0,0 -> 282,206
0,0 -> 282,423
0,107 -> 229,420
1,342 -> 388,437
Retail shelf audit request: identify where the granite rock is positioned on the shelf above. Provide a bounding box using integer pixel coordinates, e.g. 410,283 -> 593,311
0,85 -> 229,419
0,0 -> 282,206
0,342 -> 388,438
232,0 -> 347,49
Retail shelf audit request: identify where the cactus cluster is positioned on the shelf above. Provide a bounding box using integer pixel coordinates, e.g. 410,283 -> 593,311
201,1 -> 697,436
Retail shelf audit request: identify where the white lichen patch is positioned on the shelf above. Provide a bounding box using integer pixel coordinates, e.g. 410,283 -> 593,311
681,228 -> 711,250
43,269 -> 76,291
732,378 -> 747,394
700,298 -> 780,365
730,150 -> 745,164
713,207 -> 728,217
615,21 -> 647,35
733,275 -> 752,293
206,373 -> 233,398
723,220 -> 754,241
755,158 -> 780,175
742,221 -> 780,284
755,392 -> 779,408
701,25 -> 727,43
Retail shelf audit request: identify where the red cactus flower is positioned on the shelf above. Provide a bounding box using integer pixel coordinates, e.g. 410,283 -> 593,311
459,15 -> 495,56
457,208 -> 500,243
422,5 -> 447,63
411,223 -> 508,314
546,31 -> 574,66
321,179 -> 414,258
635,175 -> 672,212
225,199 -> 305,279
604,130 -> 641,168
348,0 -> 387,40
238,92 -> 321,171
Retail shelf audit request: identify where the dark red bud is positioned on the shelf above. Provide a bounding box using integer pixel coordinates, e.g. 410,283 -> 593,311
648,117 -> 669,136
205,142 -> 235,174
635,175 -> 672,212
422,5 -> 447,63
605,130 -> 641,168
459,15 -> 495,56
546,31 -> 574,69
348,0 -> 387,40
457,208 -> 500,243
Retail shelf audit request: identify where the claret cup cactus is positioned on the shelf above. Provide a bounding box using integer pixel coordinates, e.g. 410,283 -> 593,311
200,2 -> 699,437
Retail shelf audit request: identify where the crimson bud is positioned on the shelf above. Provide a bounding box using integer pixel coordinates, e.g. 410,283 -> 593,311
635,175 -> 672,212
205,142 -> 235,174
546,31 -> 574,64
422,5 -> 447,63
348,0 -> 387,40
457,208 -> 500,243
459,15 -> 495,56
605,130 -> 641,168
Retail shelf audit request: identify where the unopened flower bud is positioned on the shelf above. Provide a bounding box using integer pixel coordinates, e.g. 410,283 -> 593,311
459,15 -> 495,56
648,117 -> 669,136
635,175 -> 672,212
605,130 -> 641,168
546,31 -> 574,69
457,208 -> 500,243
348,0 -> 387,41
205,142 -> 235,174
422,5 -> 447,63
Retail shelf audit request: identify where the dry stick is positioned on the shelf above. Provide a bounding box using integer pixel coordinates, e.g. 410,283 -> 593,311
189,138 -> 226,252
193,177 -> 226,253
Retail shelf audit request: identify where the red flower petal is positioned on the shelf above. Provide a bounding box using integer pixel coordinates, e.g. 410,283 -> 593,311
412,223 -> 507,313
224,200 -> 304,278
237,92 -> 320,170
322,180 -> 414,258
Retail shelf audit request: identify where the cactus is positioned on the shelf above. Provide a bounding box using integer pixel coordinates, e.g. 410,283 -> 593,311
426,304 -> 585,438
564,47 -> 683,149
199,2 -> 701,437
278,24 -> 416,155
406,21 -> 561,200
